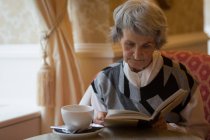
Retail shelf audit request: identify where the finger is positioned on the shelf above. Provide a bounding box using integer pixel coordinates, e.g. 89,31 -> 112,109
93,118 -> 104,125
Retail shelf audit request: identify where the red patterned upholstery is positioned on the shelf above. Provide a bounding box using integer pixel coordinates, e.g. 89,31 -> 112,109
161,51 -> 210,123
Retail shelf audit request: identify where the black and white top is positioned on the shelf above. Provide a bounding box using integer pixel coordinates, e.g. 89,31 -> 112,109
80,51 -> 209,138
91,51 -> 196,121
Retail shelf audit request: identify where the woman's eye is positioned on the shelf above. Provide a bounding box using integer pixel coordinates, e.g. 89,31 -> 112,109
125,42 -> 135,48
143,44 -> 153,49
143,44 -> 150,48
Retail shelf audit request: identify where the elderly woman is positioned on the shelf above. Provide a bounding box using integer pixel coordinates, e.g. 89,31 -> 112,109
80,0 -> 209,138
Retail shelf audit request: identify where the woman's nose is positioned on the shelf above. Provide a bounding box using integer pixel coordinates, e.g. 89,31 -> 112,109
133,47 -> 143,60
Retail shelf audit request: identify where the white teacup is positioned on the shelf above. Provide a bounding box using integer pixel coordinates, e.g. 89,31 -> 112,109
61,104 -> 94,131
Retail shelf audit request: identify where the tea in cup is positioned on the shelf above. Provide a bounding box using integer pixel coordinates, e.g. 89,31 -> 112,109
61,104 -> 94,131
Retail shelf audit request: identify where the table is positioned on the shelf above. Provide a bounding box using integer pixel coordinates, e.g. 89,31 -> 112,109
25,125 -> 202,140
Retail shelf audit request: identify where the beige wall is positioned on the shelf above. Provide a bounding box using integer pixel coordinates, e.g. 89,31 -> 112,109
69,0 -> 110,43
0,0 -> 39,44
164,0 -> 203,35
69,0 -> 127,44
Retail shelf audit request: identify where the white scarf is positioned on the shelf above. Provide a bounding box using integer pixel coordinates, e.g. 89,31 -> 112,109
123,50 -> 163,88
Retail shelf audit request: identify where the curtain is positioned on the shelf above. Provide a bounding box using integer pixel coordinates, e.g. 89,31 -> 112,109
29,0 -> 84,133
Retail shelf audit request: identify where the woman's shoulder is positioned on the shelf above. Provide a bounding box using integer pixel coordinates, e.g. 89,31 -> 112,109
162,55 -> 188,71
100,60 -> 123,74
161,55 -> 197,83
92,60 -> 124,87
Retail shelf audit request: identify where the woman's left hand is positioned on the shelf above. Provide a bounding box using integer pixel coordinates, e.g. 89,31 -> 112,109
152,116 -> 167,129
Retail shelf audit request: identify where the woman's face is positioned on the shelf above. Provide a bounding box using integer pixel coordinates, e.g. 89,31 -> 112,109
120,29 -> 156,72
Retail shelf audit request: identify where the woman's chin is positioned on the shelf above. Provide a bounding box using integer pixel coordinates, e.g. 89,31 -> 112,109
130,67 -> 142,72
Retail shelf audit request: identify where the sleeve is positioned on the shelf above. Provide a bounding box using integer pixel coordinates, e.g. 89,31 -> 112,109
91,86 -> 107,113
79,85 -> 107,112
180,87 -> 207,125
79,86 -> 92,106
168,87 -> 210,138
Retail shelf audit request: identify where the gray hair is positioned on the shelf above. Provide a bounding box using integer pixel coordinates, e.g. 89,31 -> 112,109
110,0 -> 167,49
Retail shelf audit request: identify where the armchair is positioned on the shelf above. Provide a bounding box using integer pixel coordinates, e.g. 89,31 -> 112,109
161,50 -> 210,123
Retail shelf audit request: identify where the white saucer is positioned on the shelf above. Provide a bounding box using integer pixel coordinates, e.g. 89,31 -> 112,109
52,125 -> 103,138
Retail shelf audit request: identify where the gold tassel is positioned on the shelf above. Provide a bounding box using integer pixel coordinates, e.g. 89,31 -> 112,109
37,50 -> 55,107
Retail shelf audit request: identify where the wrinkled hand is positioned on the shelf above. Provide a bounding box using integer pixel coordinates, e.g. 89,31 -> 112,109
93,112 -> 107,125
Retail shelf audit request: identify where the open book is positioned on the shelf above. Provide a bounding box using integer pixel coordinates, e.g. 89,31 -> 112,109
105,89 -> 187,122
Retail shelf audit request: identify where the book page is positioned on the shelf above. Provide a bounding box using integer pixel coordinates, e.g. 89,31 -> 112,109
106,109 -> 150,120
105,89 -> 187,122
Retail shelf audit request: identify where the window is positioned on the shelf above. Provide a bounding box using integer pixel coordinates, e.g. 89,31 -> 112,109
204,0 -> 210,54
0,44 -> 40,106
0,0 -> 40,107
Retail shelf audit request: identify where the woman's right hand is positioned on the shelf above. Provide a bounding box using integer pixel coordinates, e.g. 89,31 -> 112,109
94,111 -> 107,125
